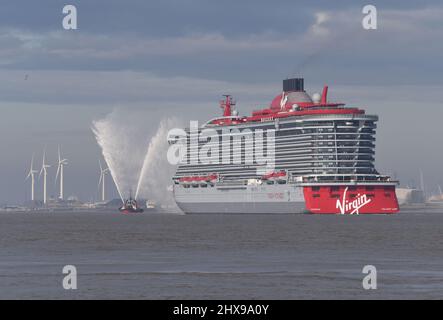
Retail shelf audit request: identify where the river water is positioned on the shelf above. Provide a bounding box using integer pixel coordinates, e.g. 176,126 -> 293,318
0,206 -> 442,299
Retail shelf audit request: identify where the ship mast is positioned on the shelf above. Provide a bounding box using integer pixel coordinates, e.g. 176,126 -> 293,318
220,95 -> 235,117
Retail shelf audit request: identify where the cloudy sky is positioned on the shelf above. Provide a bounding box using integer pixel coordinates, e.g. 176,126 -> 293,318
0,0 -> 442,203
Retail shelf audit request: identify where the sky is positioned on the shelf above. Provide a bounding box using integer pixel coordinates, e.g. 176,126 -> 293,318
0,0 -> 442,203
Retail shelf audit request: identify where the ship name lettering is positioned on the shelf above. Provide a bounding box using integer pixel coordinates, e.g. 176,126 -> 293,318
336,187 -> 372,214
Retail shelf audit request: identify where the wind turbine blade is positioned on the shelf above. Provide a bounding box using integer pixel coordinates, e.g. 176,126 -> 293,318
27,153 -> 34,180
55,163 -> 60,183
42,148 -> 47,167
98,173 -> 103,190
58,145 -> 61,163
99,159 -> 103,171
40,147 -> 46,178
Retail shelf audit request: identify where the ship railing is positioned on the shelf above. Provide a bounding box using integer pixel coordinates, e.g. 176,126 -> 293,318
296,174 -> 398,184
294,113 -> 377,121
201,116 -> 244,128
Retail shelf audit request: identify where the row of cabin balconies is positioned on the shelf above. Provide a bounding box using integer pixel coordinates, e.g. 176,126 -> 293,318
175,159 -> 381,176
179,148 -> 377,166
175,167 -> 380,184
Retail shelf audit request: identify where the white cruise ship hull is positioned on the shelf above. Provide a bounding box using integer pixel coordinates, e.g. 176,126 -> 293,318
174,183 -> 306,214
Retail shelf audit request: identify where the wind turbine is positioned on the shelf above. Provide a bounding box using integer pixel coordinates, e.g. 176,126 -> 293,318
25,153 -> 38,201
39,149 -> 51,204
98,160 -> 109,202
55,146 -> 68,200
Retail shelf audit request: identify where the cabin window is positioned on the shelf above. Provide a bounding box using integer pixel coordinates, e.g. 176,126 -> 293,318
312,186 -> 321,191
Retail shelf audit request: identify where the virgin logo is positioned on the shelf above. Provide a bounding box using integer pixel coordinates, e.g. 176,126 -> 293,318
336,187 -> 372,215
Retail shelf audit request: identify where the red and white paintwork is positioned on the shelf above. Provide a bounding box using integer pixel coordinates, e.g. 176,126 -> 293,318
211,86 -> 362,127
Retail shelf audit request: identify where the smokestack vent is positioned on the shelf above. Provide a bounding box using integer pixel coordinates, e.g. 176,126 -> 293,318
283,78 -> 304,92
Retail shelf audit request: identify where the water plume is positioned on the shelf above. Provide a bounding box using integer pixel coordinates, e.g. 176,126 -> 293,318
92,109 -> 181,211
136,117 -> 181,210
92,109 -> 147,202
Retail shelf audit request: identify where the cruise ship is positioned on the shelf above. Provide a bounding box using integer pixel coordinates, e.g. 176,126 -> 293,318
169,78 -> 399,214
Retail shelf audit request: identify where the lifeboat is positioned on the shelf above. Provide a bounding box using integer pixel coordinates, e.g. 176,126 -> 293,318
262,170 -> 287,183
178,174 -> 218,187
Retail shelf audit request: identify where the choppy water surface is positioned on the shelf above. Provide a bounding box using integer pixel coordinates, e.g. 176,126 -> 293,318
1,206 -> 443,299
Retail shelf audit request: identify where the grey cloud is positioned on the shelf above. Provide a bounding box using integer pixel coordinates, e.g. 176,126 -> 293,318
1,2 -> 443,203
1,5 -> 442,85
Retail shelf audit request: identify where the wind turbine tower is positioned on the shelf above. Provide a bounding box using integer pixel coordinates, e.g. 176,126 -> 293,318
98,160 -> 109,202
25,154 -> 38,201
56,146 -> 68,200
39,149 -> 51,204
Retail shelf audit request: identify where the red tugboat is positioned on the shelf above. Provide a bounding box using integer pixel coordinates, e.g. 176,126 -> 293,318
119,193 -> 144,214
